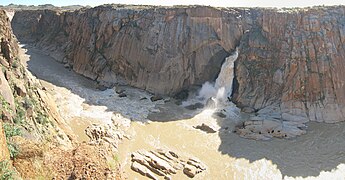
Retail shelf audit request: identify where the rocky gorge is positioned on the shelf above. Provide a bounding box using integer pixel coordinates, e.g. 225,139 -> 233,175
11,5 -> 345,125
1,3 -> 345,179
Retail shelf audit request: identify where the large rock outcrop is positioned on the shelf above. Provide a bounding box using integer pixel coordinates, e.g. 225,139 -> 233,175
1,9 -> 123,179
233,6 -> 345,123
10,5 -> 345,124
12,5 -> 245,95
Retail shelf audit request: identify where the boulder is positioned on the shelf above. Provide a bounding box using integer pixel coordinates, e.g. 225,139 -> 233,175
184,102 -> 204,110
150,95 -> 163,102
194,123 -> 217,133
14,80 -> 27,97
131,149 -> 206,179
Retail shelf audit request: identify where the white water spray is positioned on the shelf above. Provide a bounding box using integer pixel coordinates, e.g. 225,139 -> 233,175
198,48 -> 238,103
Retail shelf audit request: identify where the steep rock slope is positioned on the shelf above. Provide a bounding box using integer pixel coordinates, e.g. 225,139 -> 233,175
12,5 -> 245,95
1,10 -> 121,179
11,5 -> 345,124
233,6 -> 345,123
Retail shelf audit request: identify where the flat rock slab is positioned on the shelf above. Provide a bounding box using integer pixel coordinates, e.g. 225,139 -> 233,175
131,149 -> 207,179
235,119 -> 306,140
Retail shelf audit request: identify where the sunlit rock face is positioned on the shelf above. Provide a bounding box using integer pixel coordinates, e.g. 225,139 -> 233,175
11,5 -> 345,123
12,5 -> 245,95
233,6 -> 345,123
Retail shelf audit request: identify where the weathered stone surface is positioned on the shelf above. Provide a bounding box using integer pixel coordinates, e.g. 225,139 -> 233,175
0,121 -> 10,162
12,5 -> 243,95
85,123 -> 126,149
13,79 -> 27,97
232,6 -> 345,124
194,123 -> 217,133
10,6 -> 345,128
184,102 -> 204,110
131,161 -> 158,180
0,69 -> 15,112
131,149 -> 206,179
235,119 -> 306,140
150,95 -> 163,102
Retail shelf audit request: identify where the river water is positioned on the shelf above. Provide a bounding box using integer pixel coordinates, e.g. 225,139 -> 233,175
21,45 -> 345,180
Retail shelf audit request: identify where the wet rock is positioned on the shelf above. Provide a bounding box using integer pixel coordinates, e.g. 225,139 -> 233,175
241,107 -> 255,113
235,120 -> 306,140
96,84 -> 107,91
63,63 -> 70,69
194,123 -> 217,133
184,103 -> 204,110
183,165 -> 197,178
150,95 -> 163,102
205,97 -> 216,109
131,161 -> 158,180
183,164 -> 197,178
118,93 -> 127,98
115,88 -> 125,94
173,90 -> 189,101
187,157 -> 207,171
213,111 -> 226,118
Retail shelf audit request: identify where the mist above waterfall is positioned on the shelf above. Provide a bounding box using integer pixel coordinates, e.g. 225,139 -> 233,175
198,48 -> 238,107
181,48 -> 240,118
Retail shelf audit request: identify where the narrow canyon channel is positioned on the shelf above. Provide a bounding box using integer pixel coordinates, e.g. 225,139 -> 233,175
21,44 -> 345,179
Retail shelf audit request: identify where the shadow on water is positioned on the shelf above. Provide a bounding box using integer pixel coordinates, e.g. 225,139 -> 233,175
24,44 -> 345,178
23,44 -> 195,122
217,115 -> 345,178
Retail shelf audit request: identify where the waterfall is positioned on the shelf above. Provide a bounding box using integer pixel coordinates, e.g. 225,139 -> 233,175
198,48 -> 238,107
182,48 -> 240,118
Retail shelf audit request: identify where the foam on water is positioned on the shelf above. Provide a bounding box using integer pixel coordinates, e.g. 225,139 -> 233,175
185,48 -> 240,118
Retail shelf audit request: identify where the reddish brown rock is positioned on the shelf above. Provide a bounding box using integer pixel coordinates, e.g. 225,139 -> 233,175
0,121 -> 10,162
233,7 -> 345,123
12,5 -> 244,95
11,6 -> 345,125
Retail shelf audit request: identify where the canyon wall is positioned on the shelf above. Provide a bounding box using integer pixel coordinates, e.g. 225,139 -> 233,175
11,5 -> 345,123
12,5 -> 246,95
233,6 -> 345,123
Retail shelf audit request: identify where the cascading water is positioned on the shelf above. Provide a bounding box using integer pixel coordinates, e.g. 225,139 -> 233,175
199,48 -> 238,105
186,48 -> 240,117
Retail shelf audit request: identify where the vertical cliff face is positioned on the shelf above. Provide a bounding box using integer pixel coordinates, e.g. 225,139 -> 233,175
11,5 -> 345,124
12,5 -> 246,95
233,6 -> 345,123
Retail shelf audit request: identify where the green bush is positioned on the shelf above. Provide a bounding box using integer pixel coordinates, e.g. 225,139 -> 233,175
36,112 -> 49,125
3,123 -> 21,159
0,160 -> 15,180
3,124 -> 21,138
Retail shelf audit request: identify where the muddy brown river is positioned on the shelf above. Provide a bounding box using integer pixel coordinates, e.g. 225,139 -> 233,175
21,45 -> 345,179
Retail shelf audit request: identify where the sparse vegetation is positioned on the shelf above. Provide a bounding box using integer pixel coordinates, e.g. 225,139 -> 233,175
3,123 -> 21,159
0,160 -> 16,180
107,153 -> 120,170
36,111 -> 49,125
13,99 -> 25,124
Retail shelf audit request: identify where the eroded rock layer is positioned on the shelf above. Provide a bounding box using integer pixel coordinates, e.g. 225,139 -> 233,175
233,7 -> 345,123
12,5 -> 245,95
11,5 -> 345,123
